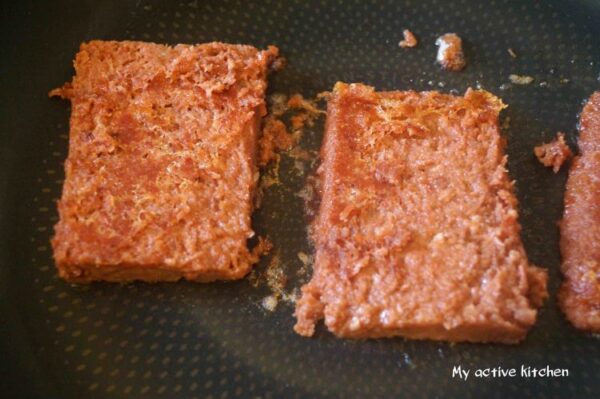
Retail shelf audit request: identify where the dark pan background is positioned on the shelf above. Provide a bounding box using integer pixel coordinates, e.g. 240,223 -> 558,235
1,0 -> 600,398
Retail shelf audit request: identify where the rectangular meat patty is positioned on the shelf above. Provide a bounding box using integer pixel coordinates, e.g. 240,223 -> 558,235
294,83 -> 547,343
50,40 -> 277,283
560,92 -> 600,331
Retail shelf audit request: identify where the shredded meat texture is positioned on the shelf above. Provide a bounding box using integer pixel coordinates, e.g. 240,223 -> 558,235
286,94 -> 324,132
435,33 -> 466,71
50,40 -> 278,283
534,133 -> 573,173
294,82 -> 547,343
560,92 -> 600,332
258,117 -> 295,166
287,94 -> 324,115
399,29 -> 418,48
290,112 -> 311,130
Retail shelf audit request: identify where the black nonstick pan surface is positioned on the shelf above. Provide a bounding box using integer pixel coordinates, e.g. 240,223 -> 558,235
1,0 -> 600,398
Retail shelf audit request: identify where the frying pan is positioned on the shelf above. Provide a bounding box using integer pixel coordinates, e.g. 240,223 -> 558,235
1,0 -> 599,397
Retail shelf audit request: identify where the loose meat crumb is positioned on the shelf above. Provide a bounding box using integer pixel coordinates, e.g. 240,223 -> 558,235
399,29 -> 418,48
509,74 -> 534,85
286,94 -> 325,137
269,56 -> 287,72
265,251 -> 287,294
262,295 -> 278,311
291,112 -> 311,130
288,147 -> 314,161
297,251 -> 311,266
268,93 -> 289,117
287,94 -> 325,115
534,132 -> 573,173
435,33 -> 466,71
255,250 -> 298,311
254,154 -> 281,208
252,237 -> 273,258
48,83 -> 73,99
296,251 -> 313,277
256,93 -> 324,207
258,117 -> 295,167
508,48 -> 517,58
316,91 -> 331,101
295,174 -> 321,220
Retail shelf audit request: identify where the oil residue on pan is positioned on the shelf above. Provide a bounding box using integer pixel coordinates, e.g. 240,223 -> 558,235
2,0 -> 600,398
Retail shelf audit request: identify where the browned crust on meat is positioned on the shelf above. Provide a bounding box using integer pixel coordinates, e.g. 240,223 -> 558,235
294,82 -> 547,343
50,40 -> 278,283
559,92 -> 600,331
534,132 -> 573,173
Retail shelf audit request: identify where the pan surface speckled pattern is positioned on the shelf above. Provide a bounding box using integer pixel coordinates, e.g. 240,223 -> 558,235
1,0 -> 600,398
